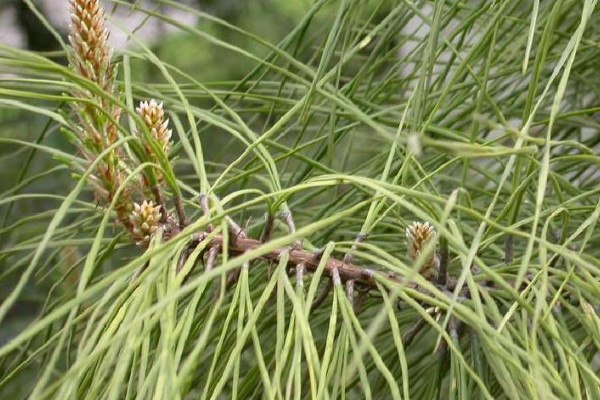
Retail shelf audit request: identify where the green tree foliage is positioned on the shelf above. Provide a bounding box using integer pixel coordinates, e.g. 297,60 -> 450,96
1,0 -> 600,398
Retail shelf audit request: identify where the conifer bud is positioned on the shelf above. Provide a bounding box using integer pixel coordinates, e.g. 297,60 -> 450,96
67,0 -> 133,233
136,99 -> 173,155
68,0 -> 114,95
131,200 -> 162,244
406,221 -> 437,280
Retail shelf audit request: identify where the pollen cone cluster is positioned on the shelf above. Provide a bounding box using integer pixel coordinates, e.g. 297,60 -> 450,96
67,0 -> 131,231
136,99 -> 173,183
68,0 -> 122,146
68,0 -> 113,94
66,0 -> 175,246
406,221 -> 438,280
137,100 -> 173,154
131,201 -> 162,245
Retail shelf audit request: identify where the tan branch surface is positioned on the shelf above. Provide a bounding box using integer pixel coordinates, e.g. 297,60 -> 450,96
196,233 -> 410,289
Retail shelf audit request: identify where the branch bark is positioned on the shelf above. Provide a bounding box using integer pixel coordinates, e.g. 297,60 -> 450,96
194,233 -> 397,289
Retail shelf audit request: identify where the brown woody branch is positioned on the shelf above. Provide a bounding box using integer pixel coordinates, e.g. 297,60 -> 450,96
167,197 -> 498,306
191,232 -> 404,290
174,194 -> 188,229
179,225 -> 490,304
150,183 -> 169,223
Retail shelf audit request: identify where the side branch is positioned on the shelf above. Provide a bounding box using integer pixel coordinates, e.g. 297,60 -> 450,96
187,230 -> 500,301
197,233 -> 406,290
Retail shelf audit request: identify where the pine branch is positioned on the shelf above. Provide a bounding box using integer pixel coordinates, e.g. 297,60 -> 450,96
187,229 -> 473,295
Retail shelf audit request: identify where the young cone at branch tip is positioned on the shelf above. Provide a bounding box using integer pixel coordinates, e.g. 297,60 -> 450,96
67,0 -> 118,147
68,0 -> 114,92
131,200 -> 162,245
67,0 -> 134,232
136,99 -> 173,155
406,221 -> 438,280
67,0 -> 121,146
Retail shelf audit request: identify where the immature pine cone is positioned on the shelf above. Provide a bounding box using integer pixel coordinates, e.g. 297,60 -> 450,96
136,99 -> 172,154
68,0 -> 114,93
67,0 -> 132,231
406,221 -> 437,280
131,200 -> 162,244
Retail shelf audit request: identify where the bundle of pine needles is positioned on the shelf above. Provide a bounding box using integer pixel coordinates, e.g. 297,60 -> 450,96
1,0 -> 600,398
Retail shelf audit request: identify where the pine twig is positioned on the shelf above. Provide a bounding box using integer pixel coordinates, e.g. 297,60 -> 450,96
343,232 -> 367,311
199,194 -> 213,232
205,244 -> 220,273
281,209 -> 301,250
197,232 -> 380,287
187,223 -> 495,297
345,280 -> 355,307
175,194 -> 188,229
261,212 -> 275,243
226,215 -> 246,241
150,183 -> 169,223
219,214 -> 248,292
296,262 -> 306,288
261,212 -> 275,279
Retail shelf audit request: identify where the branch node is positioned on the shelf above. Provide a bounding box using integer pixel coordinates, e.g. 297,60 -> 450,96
281,209 -> 301,250
205,244 -> 220,273
345,279 -> 355,308
226,215 -> 246,242
331,267 -> 342,287
174,194 -> 188,229
313,247 -> 326,261
362,268 -> 375,280
261,211 -> 274,243
198,194 -> 213,232
150,184 -> 169,223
